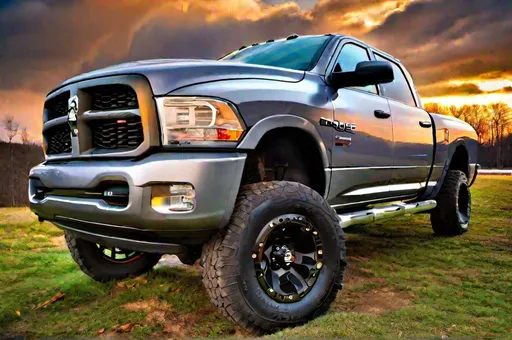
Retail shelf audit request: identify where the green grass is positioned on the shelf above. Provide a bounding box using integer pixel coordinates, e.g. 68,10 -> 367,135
1,176 -> 511,338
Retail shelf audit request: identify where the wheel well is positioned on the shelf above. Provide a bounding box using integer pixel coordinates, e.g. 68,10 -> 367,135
449,145 -> 469,177
240,128 -> 326,196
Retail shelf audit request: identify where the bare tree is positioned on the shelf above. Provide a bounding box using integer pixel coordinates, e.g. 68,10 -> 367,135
2,115 -> 20,143
424,102 -> 449,115
2,115 -> 21,206
463,105 -> 489,145
488,102 -> 512,168
21,127 -> 30,144
447,105 -> 459,117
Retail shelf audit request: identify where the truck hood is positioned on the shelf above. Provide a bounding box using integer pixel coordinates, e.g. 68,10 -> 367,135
53,59 -> 305,96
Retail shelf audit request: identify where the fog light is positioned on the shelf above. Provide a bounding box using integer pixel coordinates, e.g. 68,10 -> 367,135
151,184 -> 196,213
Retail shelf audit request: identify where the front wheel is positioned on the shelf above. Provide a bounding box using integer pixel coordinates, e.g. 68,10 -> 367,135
430,170 -> 471,236
202,181 -> 346,333
65,232 -> 162,282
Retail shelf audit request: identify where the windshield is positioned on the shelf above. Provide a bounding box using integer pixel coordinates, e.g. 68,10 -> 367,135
220,36 -> 332,71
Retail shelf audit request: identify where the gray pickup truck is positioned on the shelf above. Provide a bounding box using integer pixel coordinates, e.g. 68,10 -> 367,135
29,34 -> 478,333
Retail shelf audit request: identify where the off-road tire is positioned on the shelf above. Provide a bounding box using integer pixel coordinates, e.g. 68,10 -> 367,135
430,170 -> 471,236
65,232 -> 162,282
202,181 -> 346,333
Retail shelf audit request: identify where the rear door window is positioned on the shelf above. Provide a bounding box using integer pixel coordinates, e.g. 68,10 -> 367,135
375,54 -> 416,106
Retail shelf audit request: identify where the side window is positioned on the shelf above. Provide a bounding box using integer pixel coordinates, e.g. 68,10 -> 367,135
335,43 -> 377,94
375,54 -> 416,106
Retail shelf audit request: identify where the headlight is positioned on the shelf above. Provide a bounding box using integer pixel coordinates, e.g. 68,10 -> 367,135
155,97 -> 244,145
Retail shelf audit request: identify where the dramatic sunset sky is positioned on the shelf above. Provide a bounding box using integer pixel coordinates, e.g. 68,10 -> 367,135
0,0 -> 511,142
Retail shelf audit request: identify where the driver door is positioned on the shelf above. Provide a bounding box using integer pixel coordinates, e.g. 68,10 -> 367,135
327,41 -> 394,208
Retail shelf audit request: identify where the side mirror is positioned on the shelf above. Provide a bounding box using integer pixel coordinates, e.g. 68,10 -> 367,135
330,61 -> 394,88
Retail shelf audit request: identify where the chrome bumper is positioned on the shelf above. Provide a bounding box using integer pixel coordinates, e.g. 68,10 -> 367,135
29,152 -> 246,234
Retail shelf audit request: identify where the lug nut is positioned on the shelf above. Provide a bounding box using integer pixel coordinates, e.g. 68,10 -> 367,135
259,242 -> 264,247
318,250 -> 323,255
275,246 -> 280,250
288,295 -> 293,300
252,254 -> 257,259
316,262 -> 323,269
313,231 -> 318,235
268,288 -> 274,293
305,227 -> 311,231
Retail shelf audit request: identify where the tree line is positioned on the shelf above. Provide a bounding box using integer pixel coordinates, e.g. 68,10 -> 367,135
0,116 -> 44,207
424,102 -> 512,169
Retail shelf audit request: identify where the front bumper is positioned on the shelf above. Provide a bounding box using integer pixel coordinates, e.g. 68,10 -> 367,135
29,152 -> 246,247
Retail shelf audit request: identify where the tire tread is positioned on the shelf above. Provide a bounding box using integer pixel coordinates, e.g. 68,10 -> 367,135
431,170 -> 470,236
65,233 -> 161,282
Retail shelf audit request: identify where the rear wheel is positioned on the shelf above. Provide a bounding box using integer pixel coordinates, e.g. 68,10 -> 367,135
202,181 -> 346,333
430,170 -> 471,236
65,233 -> 162,282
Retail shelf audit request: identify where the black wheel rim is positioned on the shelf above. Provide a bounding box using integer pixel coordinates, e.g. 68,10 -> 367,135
96,244 -> 142,263
252,214 -> 323,303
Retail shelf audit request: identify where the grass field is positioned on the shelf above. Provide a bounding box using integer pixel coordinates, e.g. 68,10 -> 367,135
0,176 -> 511,338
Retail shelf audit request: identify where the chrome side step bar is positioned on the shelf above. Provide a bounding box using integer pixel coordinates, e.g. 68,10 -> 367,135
338,200 -> 437,229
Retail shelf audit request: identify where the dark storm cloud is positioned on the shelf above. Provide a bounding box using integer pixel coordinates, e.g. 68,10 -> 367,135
420,83 -> 483,98
366,0 -> 512,88
0,0 -> 158,92
125,10 -> 313,63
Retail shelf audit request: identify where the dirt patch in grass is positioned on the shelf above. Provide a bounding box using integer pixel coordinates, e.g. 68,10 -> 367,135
350,287 -> 412,314
122,297 -> 170,312
121,297 -> 219,337
335,263 -> 412,314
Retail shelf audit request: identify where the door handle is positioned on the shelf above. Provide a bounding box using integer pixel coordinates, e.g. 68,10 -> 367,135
374,110 -> 391,119
419,121 -> 432,128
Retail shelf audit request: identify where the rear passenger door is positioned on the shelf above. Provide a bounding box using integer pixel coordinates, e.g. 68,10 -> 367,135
374,53 -> 434,195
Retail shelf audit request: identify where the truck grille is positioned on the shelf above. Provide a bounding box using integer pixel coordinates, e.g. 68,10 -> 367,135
46,125 -> 72,155
42,76 -> 151,158
87,84 -> 138,111
45,91 -> 70,121
91,117 -> 143,150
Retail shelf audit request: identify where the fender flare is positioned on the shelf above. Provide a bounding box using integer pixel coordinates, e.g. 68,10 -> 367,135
428,138 -> 470,199
236,114 -> 330,168
446,138 -> 470,176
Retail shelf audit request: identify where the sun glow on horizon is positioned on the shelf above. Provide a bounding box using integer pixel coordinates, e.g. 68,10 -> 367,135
423,93 -> 512,107
448,79 -> 512,93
